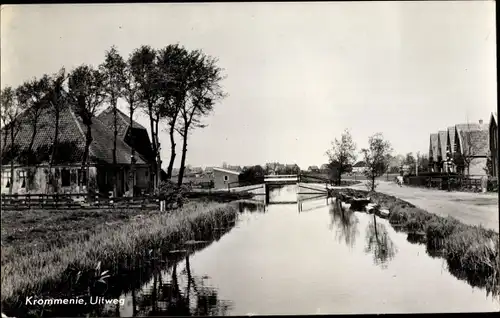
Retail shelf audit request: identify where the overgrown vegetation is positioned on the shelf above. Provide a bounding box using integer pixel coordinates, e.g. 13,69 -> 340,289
330,187 -> 500,296
1,202 -> 238,312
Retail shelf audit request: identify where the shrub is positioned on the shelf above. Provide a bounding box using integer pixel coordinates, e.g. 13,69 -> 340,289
155,181 -> 191,208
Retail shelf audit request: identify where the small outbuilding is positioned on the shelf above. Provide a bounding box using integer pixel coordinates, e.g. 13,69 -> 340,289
213,167 -> 241,189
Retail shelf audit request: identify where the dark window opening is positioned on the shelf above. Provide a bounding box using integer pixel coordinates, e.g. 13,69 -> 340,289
224,175 -> 228,181
61,169 -> 70,187
18,170 -> 26,188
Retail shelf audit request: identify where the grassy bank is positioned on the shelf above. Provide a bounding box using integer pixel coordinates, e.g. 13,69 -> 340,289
330,188 -> 500,296
1,201 -> 238,311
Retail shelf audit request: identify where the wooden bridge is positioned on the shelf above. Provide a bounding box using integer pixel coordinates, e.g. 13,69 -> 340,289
263,173 -> 332,204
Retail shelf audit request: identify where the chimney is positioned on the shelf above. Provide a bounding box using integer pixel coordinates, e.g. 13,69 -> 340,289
479,119 -> 483,124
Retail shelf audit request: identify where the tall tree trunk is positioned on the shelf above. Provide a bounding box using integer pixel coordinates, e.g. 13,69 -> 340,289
371,174 -> 376,192
148,103 -> 158,191
167,121 -> 177,180
48,111 -> 60,194
177,129 -> 188,187
82,124 -> 93,201
112,98 -> 118,197
129,107 -> 136,196
9,127 -> 14,195
155,115 -> 162,186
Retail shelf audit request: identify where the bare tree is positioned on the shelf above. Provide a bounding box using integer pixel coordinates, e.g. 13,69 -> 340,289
326,128 -> 357,185
46,68 -> 67,193
157,44 -> 189,180
15,75 -> 51,165
123,55 -> 141,194
0,87 -> 22,194
361,133 -> 393,191
68,65 -> 106,195
101,46 -> 127,197
129,45 -> 162,190
176,50 -> 226,186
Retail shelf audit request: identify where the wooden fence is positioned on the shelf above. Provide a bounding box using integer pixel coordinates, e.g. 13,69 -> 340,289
404,175 -> 491,192
0,193 -> 160,210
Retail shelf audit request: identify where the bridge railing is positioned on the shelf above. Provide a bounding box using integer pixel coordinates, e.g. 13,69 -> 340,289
264,174 -> 298,179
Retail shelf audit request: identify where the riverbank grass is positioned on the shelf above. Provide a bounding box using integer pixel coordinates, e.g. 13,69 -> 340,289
1,201 -> 238,308
331,188 -> 500,294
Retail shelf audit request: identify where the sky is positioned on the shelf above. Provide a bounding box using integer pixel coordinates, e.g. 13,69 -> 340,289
1,1 -> 497,169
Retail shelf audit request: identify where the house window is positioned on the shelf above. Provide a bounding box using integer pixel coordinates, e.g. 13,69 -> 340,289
78,169 -> 87,186
2,171 -> 11,188
70,169 -> 77,184
224,175 -> 228,181
18,170 -> 26,188
61,169 -> 70,187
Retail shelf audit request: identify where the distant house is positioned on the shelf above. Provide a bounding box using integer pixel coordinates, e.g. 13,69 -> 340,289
446,126 -> 457,173
284,164 -> 300,174
490,112 -> 498,178
188,166 -> 203,177
204,167 -> 214,175
213,167 -> 240,189
1,104 -> 152,196
454,121 -> 489,178
307,166 -> 320,173
428,133 -> 439,172
352,161 -> 366,174
227,165 -> 242,172
437,130 -> 448,172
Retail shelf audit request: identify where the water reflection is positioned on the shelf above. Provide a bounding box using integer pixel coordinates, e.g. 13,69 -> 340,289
238,201 -> 266,213
329,198 -> 359,249
364,214 -> 398,269
125,254 -> 232,316
298,194 -> 329,212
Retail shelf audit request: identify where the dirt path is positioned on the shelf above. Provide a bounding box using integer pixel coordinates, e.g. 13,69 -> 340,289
350,181 -> 499,232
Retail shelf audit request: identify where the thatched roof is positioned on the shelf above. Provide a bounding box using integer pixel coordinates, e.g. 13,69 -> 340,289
97,106 -> 147,138
1,104 -> 148,166
429,133 -> 439,161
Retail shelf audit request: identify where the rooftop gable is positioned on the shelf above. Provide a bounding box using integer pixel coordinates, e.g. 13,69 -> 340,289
213,167 -> 241,175
455,123 -> 489,157
438,130 -> 447,159
429,133 -> 439,161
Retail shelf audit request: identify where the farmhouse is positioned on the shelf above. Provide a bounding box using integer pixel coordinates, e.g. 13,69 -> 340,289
213,167 -> 240,189
307,166 -> 320,173
1,104 -> 153,196
352,161 -> 366,174
490,112 -> 498,178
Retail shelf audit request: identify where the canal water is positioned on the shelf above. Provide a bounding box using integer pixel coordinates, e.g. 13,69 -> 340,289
105,184 -> 499,316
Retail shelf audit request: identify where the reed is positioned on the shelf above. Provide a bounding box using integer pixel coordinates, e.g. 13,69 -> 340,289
1,201 -> 238,309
